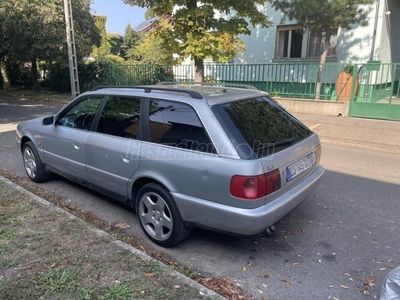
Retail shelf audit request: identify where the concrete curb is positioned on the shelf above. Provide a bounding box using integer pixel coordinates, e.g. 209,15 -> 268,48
0,174 -> 227,300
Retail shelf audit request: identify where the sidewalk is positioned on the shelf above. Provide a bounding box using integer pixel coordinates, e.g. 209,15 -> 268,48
294,113 -> 400,154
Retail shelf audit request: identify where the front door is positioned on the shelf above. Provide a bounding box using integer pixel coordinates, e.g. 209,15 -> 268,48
42,96 -> 104,181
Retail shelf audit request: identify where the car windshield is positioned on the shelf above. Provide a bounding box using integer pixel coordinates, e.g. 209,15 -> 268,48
212,97 -> 312,159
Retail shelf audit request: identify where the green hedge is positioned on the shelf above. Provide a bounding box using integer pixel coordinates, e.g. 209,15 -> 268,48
4,59 -> 33,86
46,60 -> 114,93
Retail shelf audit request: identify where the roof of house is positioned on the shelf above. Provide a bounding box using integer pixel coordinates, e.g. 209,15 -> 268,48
133,17 -> 159,33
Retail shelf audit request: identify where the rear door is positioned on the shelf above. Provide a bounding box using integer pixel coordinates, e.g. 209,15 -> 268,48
85,96 -> 142,198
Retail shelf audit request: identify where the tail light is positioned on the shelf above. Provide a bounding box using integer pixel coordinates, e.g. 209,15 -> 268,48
315,144 -> 322,164
230,169 -> 281,200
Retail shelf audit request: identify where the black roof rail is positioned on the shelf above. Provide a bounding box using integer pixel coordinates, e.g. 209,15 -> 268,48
88,85 -> 203,99
157,82 -> 259,90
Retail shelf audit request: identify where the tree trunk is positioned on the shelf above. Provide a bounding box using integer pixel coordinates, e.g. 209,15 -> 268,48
315,28 -> 331,100
194,58 -> 204,82
31,58 -> 40,93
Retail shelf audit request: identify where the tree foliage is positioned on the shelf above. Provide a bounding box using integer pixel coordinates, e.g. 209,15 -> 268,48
144,8 -> 156,20
269,0 -> 373,30
108,34 -> 124,56
123,0 -> 272,81
123,24 -> 140,60
127,19 -> 174,65
92,15 -> 109,58
0,0 -> 100,91
268,0 -> 373,99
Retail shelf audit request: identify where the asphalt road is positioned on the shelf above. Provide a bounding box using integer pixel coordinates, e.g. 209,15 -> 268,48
1,96 -> 399,299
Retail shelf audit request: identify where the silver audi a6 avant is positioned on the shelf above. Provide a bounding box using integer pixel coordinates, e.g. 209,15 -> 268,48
16,84 -> 324,247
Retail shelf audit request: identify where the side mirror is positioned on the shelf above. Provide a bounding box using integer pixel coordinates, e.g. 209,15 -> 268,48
42,115 -> 54,126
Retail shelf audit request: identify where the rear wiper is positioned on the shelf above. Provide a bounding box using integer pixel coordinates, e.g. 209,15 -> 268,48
257,137 -> 296,152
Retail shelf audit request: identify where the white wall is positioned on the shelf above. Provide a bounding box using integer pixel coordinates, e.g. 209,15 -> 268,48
234,1 -> 389,64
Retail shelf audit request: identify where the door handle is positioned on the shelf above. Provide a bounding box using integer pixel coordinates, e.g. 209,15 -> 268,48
122,157 -> 130,163
73,143 -> 81,150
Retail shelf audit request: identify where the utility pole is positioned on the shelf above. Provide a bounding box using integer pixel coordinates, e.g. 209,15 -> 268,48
63,0 -> 80,98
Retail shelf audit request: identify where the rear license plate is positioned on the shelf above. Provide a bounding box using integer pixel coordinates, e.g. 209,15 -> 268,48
286,153 -> 314,181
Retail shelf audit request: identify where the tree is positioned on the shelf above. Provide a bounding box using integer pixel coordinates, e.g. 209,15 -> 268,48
269,0 -> 373,100
122,24 -> 140,60
123,0 -> 272,82
108,34 -> 124,56
92,15 -> 109,58
144,8 -> 155,20
128,24 -> 174,65
0,0 -> 100,92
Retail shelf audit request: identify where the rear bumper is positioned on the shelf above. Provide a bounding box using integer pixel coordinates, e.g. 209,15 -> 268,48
172,165 -> 325,235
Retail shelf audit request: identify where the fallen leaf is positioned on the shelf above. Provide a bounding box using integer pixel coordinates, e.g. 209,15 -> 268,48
263,274 -> 270,279
242,266 -> 247,271
341,285 -> 349,289
114,223 -> 131,229
152,280 -> 159,286
282,279 -> 292,286
66,204 -> 76,210
144,272 -> 155,278
363,277 -> 376,287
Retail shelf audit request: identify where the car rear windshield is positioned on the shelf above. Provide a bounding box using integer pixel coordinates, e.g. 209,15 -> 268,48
212,97 -> 312,159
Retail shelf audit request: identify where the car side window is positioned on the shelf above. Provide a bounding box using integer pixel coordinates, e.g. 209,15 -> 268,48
149,99 -> 216,154
57,96 -> 103,130
97,96 -> 141,139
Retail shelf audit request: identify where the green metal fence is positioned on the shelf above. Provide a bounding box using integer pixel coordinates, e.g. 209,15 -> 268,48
349,62 -> 400,121
104,62 -> 400,120
107,64 -> 174,85
172,63 -> 347,100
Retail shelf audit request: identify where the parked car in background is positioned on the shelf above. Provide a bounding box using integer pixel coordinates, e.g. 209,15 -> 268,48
16,83 -> 324,247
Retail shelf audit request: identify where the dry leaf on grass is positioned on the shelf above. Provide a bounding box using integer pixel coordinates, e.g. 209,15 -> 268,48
113,223 -> 131,229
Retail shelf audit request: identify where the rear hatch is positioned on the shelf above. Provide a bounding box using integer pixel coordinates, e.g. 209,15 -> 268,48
212,96 -> 321,203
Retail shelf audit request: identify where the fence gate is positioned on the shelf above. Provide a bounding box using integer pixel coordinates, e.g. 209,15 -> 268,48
348,63 -> 400,121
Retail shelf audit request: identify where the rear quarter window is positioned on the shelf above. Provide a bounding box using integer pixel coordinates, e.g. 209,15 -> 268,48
212,97 -> 312,159
148,99 -> 216,154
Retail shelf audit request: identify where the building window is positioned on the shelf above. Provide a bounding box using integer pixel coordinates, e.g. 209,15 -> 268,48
307,28 -> 338,58
276,27 -> 303,59
275,26 -> 338,59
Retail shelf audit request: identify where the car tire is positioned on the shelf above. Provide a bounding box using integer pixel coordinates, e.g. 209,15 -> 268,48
22,141 -> 48,183
136,183 -> 191,247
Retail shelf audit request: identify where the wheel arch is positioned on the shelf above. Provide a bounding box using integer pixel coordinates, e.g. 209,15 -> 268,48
20,136 -> 32,152
130,177 -> 170,209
